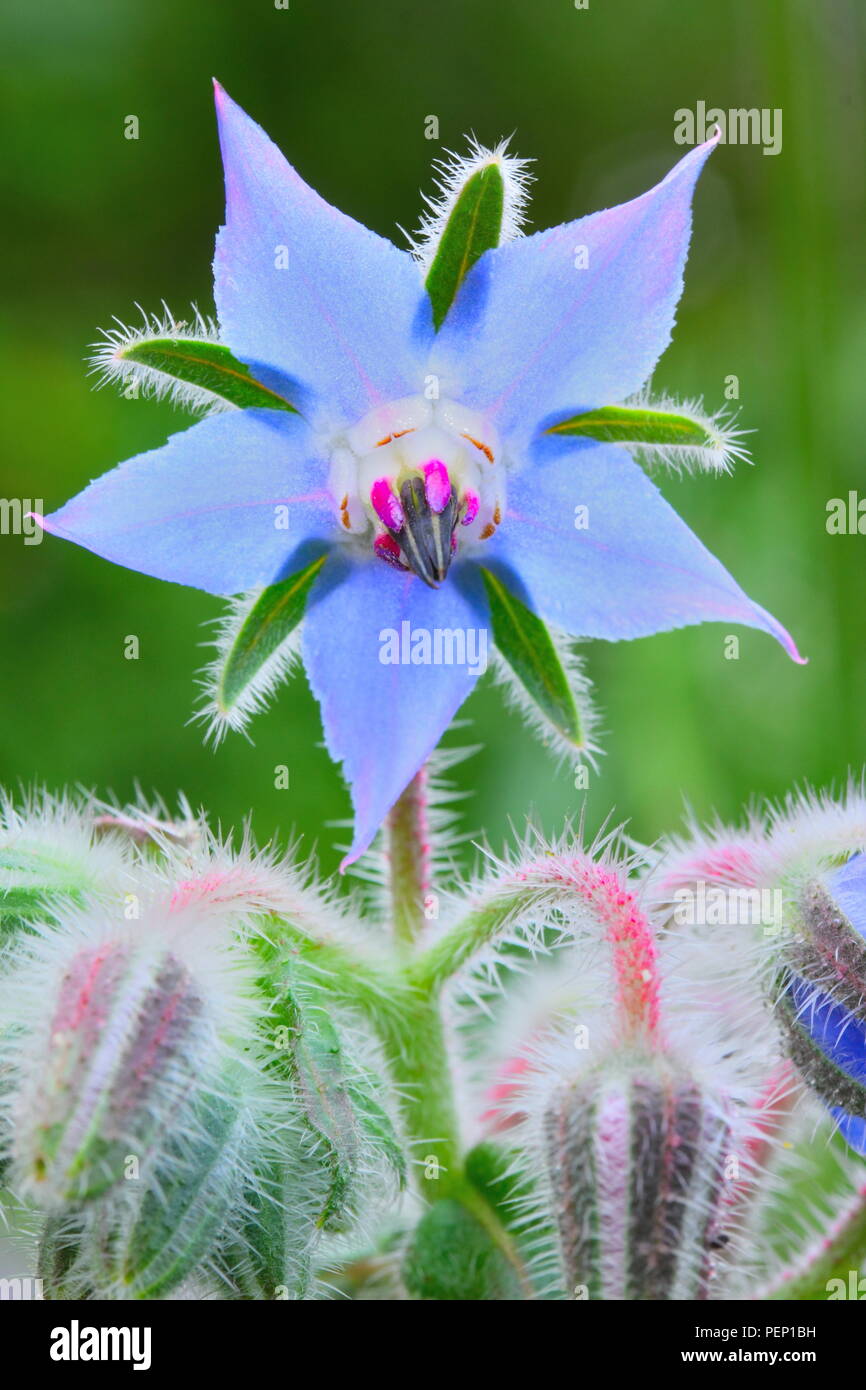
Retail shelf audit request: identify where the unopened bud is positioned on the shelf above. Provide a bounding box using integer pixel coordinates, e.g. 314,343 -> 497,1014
775,853 -> 866,1148
8,932 -> 207,1206
543,1059 -> 731,1300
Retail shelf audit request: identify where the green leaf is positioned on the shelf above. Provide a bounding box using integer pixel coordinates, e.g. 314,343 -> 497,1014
218,1153 -> 328,1301
37,1216 -> 87,1300
216,556 -> 326,716
480,567 -> 584,748
425,163 -> 504,330
547,404 -> 717,448
283,995 -> 359,1231
347,1082 -> 407,1190
120,337 -> 297,413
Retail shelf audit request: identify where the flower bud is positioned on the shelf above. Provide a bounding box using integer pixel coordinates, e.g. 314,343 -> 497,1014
775,853 -> 866,1150
1,891 -> 256,1210
9,934 -> 205,1205
542,1057 -> 732,1300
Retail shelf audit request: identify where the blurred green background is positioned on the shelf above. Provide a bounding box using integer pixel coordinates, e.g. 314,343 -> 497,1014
2,0 -> 864,880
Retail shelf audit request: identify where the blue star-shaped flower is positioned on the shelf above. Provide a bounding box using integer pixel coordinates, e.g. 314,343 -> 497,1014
41,85 -> 801,862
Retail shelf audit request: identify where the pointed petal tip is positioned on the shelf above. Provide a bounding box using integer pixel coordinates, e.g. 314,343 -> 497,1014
789,642 -> 809,666
767,615 -> 807,666
338,848 -> 361,874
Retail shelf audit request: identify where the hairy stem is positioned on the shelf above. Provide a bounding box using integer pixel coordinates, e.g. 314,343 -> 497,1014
387,769 -> 432,949
264,918 -> 406,1033
413,853 -> 655,1008
380,990 -> 464,1199
376,985 -> 533,1292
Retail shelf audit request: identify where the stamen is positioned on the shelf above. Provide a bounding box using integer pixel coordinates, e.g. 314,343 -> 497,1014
391,477 -> 459,588
423,459 -> 451,514
335,396 -> 505,584
370,478 -> 404,532
375,428 -> 415,448
462,433 -> 494,464
373,532 -> 409,571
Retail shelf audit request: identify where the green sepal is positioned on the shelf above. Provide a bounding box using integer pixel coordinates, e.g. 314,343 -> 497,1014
258,959 -> 360,1232
93,1091 -> 246,1300
253,939 -> 405,1237
120,337 -> 297,413
465,1140 -> 524,1224
547,404 -> 717,448
480,567 -> 584,748
465,1140 -> 560,1298
425,163 -> 504,330
215,555 -> 326,717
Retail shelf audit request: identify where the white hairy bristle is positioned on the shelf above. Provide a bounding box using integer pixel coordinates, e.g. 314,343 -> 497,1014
191,589 -> 304,747
623,386 -> 753,476
488,629 -> 602,772
407,136 -> 534,272
87,302 -> 231,415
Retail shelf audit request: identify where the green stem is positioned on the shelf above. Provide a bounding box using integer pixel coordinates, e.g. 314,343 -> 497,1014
381,991 -> 464,1200
373,985 -> 532,1293
387,770 -> 432,949
263,918 -> 405,1033
265,786 -> 533,1292
413,862 -> 577,993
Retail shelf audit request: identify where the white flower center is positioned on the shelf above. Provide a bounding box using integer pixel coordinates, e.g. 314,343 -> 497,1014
328,395 -> 505,586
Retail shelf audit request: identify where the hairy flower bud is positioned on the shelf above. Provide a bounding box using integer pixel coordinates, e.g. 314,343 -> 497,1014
11,938 -> 204,1204
542,1057 -> 732,1301
775,854 -> 866,1150
86,1086 -> 253,1300
1,898 -> 254,1209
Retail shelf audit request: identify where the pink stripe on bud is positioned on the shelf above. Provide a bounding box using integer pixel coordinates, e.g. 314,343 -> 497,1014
460,489 -> 480,526
423,459 -> 451,514
370,478 -> 404,531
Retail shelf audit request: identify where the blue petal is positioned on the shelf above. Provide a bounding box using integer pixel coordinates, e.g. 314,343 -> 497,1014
40,410 -> 334,595
828,853 -> 866,942
302,554 -> 489,865
213,83 -> 432,430
830,1108 -> 866,1155
482,439 -> 803,659
788,977 -> 866,1085
789,978 -> 866,1151
431,138 -> 718,450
